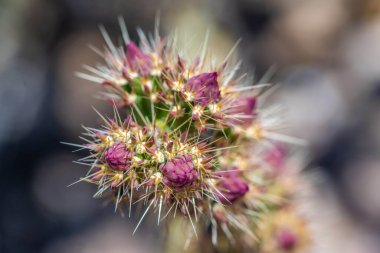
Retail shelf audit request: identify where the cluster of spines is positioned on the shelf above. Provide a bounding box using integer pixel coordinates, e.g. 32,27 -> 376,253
75,113 -> 225,229
70,17 -> 310,253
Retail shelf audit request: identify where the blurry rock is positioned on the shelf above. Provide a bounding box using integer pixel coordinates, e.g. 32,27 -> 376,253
163,3 -> 237,64
351,0 -> 380,21
0,9 -> 20,70
265,0 -> 347,65
309,179 -> 380,253
54,31 -> 112,136
343,156 -> 380,225
0,59 -> 46,143
371,104 -> 380,145
274,67 -> 347,155
32,152 -> 99,222
62,0 -> 167,27
343,18 -> 380,86
42,217 -> 158,253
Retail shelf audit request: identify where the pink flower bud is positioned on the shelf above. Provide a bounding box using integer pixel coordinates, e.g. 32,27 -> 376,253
226,97 -> 256,126
160,155 -> 198,189
104,142 -> 134,170
216,168 -> 249,203
264,143 -> 286,173
185,72 -> 221,106
276,228 -> 297,251
126,42 -> 153,77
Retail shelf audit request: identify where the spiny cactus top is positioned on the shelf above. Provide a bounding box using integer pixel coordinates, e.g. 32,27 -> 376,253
70,17 -> 311,252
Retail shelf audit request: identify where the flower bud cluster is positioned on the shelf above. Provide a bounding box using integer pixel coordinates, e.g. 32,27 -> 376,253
257,208 -> 310,253
78,22 -> 263,135
82,116 -> 216,217
70,19 -> 311,252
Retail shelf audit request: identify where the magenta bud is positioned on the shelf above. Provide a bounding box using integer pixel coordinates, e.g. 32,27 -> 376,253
264,144 -> 286,172
163,132 -> 168,141
226,97 -> 256,126
192,113 -> 200,120
160,155 -> 198,189
126,42 -> 153,77
104,142 -> 134,171
166,141 -> 173,152
216,168 -> 249,203
185,72 -> 221,106
276,228 -> 297,250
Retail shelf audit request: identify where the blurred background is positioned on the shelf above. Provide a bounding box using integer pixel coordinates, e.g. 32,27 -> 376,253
1,0 -> 380,252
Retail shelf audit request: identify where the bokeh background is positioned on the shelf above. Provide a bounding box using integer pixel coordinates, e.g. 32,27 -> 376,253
1,0 -> 380,252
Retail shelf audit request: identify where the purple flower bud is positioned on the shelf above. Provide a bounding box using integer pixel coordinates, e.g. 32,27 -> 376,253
226,97 -> 256,126
185,72 -> 221,106
216,168 -> 249,203
160,155 -> 198,189
276,228 -> 297,251
104,142 -> 134,170
126,42 -> 153,77
264,143 -> 286,173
